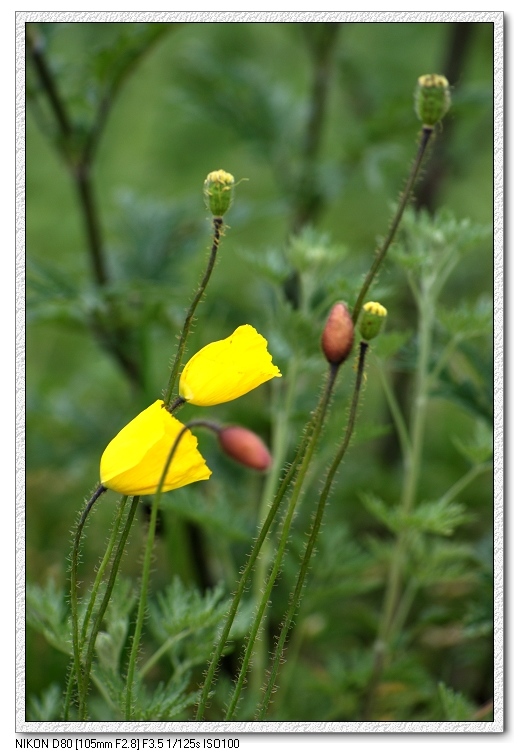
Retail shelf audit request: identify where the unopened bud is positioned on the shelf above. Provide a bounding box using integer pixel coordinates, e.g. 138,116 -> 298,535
321,302 -> 354,365
204,169 -> 235,217
359,301 -> 387,341
218,426 -> 272,471
415,74 -> 451,127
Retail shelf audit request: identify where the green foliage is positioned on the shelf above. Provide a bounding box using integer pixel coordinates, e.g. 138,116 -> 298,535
147,578 -> 234,673
434,340 -> 494,425
25,20 -> 495,724
27,23 -> 173,157
27,684 -> 63,722
362,494 -> 471,537
94,579 -> 136,674
27,580 -> 71,656
438,681 -> 476,721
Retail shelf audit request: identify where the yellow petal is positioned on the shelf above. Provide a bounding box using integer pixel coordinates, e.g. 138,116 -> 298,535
179,325 -> 282,407
100,400 -> 211,496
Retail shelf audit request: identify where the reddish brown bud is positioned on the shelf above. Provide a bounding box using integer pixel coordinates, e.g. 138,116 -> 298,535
321,302 -> 354,365
218,426 -> 272,471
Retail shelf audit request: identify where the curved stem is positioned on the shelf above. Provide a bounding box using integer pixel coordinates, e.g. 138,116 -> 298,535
163,217 -> 224,407
64,492 -> 128,720
80,495 -> 129,647
66,484 -> 107,721
225,364 -> 339,720
351,126 -> 434,325
124,420 -> 221,719
257,342 -> 368,720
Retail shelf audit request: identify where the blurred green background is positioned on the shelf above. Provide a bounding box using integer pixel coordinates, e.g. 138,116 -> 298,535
26,21 -> 494,722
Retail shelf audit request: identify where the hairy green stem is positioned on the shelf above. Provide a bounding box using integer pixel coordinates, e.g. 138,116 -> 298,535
225,364 -> 339,720
79,494 -> 140,721
164,217 -> 224,408
124,420 -> 221,719
195,393 -> 323,721
257,342 -> 368,720
249,357 -> 300,696
80,495 -> 129,646
351,126 -> 434,325
67,484 -> 107,720
64,493 -> 128,719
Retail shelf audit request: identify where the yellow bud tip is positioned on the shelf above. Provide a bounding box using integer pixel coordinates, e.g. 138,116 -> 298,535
204,170 -> 236,216
218,426 -> 272,471
417,74 -> 449,89
321,302 -> 355,366
205,169 -> 235,186
359,301 -> 387,341
363,301 -> 387,318
415,74 -> 451,127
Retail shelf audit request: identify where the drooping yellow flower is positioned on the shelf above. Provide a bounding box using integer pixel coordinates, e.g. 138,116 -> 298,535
179,324 -> 282,407
100,400 -> 211,496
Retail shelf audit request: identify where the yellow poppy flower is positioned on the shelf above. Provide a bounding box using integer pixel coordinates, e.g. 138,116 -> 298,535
179,325 -> 282,407
100,400 -> 211,496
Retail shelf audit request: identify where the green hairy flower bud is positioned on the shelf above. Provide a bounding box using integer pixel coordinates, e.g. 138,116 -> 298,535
415,74 -> 451,127
359,301 -> 387,341
204,169 -> 235,217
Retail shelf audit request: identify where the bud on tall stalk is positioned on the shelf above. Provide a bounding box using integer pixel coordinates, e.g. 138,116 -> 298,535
321,302 -> 355,365
415,74 -> 451,127
359,301 -> 387,341
204,169 -> 235,217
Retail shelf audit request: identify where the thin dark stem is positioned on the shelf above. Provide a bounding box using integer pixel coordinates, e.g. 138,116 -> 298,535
82,24 -> 175,165
27,22 -> 147,390
284,24 -> 341,308
257,342 -> 368,720
167,396 -> 186,414
74,163 -> 108,287
351,126 -> 434,325
26,24 -> 72,139
291,23 -> 342,234
27,22 -> 108,288
164,217 -> 224,408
